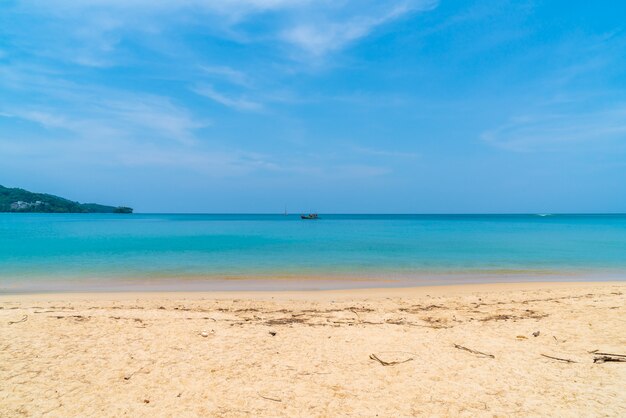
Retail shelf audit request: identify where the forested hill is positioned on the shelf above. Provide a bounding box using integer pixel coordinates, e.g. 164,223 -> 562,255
0,185 -> 133,213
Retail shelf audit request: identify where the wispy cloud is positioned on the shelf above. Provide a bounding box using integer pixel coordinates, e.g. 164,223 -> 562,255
0,131 -> 282,179
281,1 -> 436,57
113,145 -> 281,176
0,64 -> 208,145
0,66 -> 394,180
11,0 -> 438,64
192,85 -> 263,111
481,105 -> 626,152
200,65 -> 253,87
353,146 -> 421,159
2,0 -> 439,123
473,23 -> 626,154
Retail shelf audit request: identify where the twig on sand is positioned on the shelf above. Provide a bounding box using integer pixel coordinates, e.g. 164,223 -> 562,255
541,354 -> 577,363
124,365 -> 148,381
258,392 -> 282,402
8,315 -> 28,325
593,356 -> 626,364
588,350 -> 626,357
298,371 -> 331,376
369,353 -> 413,366
349,309 -> 361,323
453,344 -> 494,359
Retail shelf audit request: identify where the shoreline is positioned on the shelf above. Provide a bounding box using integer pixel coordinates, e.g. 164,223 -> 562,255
2,270 -> 624,295
1,280 -> 624,301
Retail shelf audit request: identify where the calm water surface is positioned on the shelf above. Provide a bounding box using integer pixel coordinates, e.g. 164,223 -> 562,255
1,214 -> 625,292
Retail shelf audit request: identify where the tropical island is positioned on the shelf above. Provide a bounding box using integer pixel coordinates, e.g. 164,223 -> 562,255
0,185 -> 133,213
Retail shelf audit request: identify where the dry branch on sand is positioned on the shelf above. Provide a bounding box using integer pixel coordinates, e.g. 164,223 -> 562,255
453,344 -> 495,359
258,392 -> 282,402
369,353 -> 414,366
593,356 -> 626,364
540,354 -> 577,363
589,349 -> 626,363
8,315 -> 28,325
588,350 -> 626,358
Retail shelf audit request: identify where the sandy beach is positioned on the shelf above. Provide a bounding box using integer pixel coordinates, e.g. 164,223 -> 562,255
1,281 -> 625,417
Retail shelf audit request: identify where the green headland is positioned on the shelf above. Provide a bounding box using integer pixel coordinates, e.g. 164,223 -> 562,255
0,185 -> 133,213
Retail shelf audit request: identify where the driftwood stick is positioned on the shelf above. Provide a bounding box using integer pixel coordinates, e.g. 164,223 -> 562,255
588,350 -> 626,358
258,392 -> 282,402
369,353 -> 413,366
453,344 -> 495,359
123,365 -> 147,381
8,315 -> 28,325
541,354 -> 577,363
349,309 -> 361,323
594,356 -> 626,364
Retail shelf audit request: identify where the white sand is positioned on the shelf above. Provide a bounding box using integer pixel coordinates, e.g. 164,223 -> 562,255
1,282 -> 625,417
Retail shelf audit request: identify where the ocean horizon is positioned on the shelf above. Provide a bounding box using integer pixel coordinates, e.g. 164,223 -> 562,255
1,213 -> 625,293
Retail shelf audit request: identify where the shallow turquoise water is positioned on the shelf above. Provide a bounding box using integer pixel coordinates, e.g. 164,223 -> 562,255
1,214 -> 625,292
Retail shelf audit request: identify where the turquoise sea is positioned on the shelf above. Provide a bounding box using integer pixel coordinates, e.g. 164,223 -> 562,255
1,213 -> 625,292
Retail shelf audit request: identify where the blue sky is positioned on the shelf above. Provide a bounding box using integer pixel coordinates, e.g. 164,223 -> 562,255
1,0 -> 625,213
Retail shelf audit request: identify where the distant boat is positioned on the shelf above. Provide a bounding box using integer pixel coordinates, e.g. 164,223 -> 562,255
301,213 -> 319,220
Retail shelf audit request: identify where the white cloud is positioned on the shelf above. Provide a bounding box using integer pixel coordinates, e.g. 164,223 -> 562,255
105,97 -> 208,144
1,87 -> 207,145
200,65 -> 252,87
1,0 -> 435,184
281,2 -> 435,57
21,0 -> 309,16
482,106 -> 626,152
113,145 -> 280,176
0,131 -> 280,178
353,146 -> 421,159
13,0 -> 437,62
193,85 -> 262,111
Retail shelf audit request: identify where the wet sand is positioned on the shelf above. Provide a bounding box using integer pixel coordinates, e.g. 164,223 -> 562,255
1,282 -> 625,417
